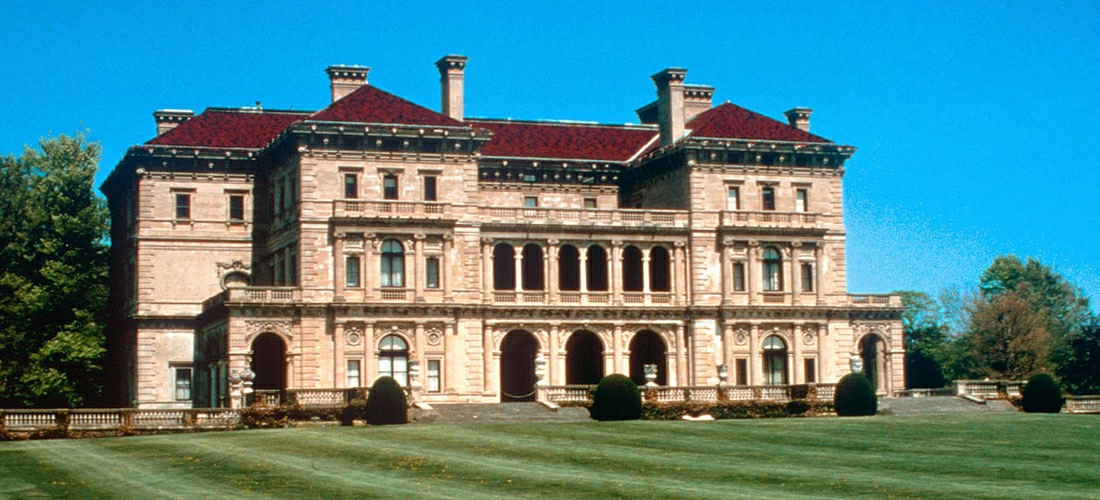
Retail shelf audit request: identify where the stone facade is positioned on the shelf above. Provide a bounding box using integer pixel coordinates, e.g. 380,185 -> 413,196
102,57 -> 904,409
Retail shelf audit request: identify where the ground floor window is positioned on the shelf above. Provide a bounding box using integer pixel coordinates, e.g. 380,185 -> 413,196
347,360 -> 361,387
762,335 -> 788,385
735,358 -> 748,386
804,358 -> 817,384
378,335 -> 409,387
427,360 -> 441,393
173,366 -> 192,401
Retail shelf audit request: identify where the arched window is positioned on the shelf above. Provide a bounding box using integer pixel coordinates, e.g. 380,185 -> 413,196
380,239 -> 405,287
378,335 -> 409,387
649,246 -> 671,292
586,245 -> 608,291
762,247 -> 783,291
558,245 -> 580,291
762,335 -> 788,385
493,243 -> 515,290
622,246 -> 643,292
522,244 -> 544,290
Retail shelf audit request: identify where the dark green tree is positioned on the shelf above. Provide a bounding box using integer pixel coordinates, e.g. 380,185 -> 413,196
897,291 -> 949,388
1054,319 -> 1100,395
961,290 -> 1051,380
0,132 -> 108,408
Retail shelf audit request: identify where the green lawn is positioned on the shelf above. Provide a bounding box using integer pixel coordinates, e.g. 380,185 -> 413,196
1,414 -> 1098,499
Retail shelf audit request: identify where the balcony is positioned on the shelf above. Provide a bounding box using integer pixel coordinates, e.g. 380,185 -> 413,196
720,210 -> 823,229
204,287 -> 301,309
844,294 -> 902,307
333,200 -> 453,219
480,207 -> 689,228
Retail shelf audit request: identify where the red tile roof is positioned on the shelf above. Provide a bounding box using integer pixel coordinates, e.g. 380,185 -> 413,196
469,119 -> 657,162
687,103 -> 831,143
146,109 -> 307,149
311,85 -> 463,126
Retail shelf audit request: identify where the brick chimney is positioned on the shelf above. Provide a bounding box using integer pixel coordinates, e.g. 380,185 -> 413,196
326,65 -> 370,103
683,85 -> 714,122
436,55 -> 468,121
651,68 -> 687,147
784,107 -> 813,132
153,109 -> 194,136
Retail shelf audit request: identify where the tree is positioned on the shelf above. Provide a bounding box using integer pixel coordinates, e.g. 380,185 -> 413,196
0,132 -> 108,408
897,291 -> 949,388
1053,319 -> 1100,395
961,291 -> 1051,380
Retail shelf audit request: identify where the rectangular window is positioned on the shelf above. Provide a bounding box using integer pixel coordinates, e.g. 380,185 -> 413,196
277,184 -> 285,213
583,198 -> 598,209
383,174 -> 399,200
735,359 -> 748,386
174,366 -> 192,401
804,358 -> 817,384
229,194 -> 245,221
426,257 -> 440,289
344,173 -> 358,199
733,262 -> 746,292
423,175 -> 438,202
801,263 -> 814,292
347,360 -> 361,388
427,360 -> 441,393
346,256 -> 361,287
524,196 -> 539,208
761,186 -> 775,211
727,186 -> 740,210
796,188 -> 808,212
175,193 -> 191,220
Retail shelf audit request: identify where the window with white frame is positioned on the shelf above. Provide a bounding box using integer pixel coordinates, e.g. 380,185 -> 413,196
733,262 -> 746,292
761,185 -> 776,211
378,335 -> 409,387
796,188 -> 809,212
344,173 -> 359,199
427,360 -> 441,393
426,257 -> 440,289
174,193 -> 191,220
380,239 -> 405,287
524,196 -> 539,208
801,262 -> 814,292
346,256 -> 361,287
727,185 -> 741,210
173,365 -> 192,401
383,173 -> 399,200
347,360 -> 361,387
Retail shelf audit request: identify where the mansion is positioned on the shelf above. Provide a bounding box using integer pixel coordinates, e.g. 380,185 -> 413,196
101,56 -> 904,409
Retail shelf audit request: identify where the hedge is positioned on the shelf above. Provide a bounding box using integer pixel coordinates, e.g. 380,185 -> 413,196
641,400 -> 833,420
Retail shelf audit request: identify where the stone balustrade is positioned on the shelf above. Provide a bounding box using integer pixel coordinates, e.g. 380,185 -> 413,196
720,210 -> 823,229
1066,396 -> 1100,414
334,200 -> 453,219
0,408 -> 240,433
844,294 -> 902,307
480,206 -> 690,228
954,380 -> 1025,399
545,383 -> 837,405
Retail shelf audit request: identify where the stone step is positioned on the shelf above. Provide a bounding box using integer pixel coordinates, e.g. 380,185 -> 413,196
878,396 -> 1017,416
413,402 -> 591,424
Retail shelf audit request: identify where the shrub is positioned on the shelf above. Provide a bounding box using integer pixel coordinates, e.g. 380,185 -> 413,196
240,405 -> 289,429
365,376 -> 408,425
589,374 -> 642,421
641,400 -> 832,420
834,373 -> 877,416
341,398 -> 369,425
1021,373 -> 1064,413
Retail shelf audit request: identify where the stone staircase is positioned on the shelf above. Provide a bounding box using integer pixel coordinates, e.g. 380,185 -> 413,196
413,402 -> 591,424
878,396 -> 1017,416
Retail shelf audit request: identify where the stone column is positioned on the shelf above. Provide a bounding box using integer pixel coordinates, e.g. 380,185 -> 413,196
750,323 -> 762,385
613,324 -> 623,374
414,322 -> 426,388
672,241 -> 683,305
611,240 -> 623,305
443,323 -> 455,393
481,238 -> 492,302
676,323 -> 688,386
549,323 -> 560,385
814,242 -> 823,305
747,241 -> 758,305
364,323 -> 376,386
334,230 -> 346,300
541,242 -> 550,300
792,324 -> 802,384
514,246 -> 523,293
442,234 -> 453,302
721,323 -> 733,379
364,234 -> 376,299
413,234 -> 425,300
721,237 -> 732,305
548,241 -> 559,304
482,322 -> 494,396
642,247 -> 652,294
579,246 -> 589,294
791,242 -> 801,306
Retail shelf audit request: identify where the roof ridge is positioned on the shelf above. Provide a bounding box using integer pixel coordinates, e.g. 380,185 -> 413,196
468,118 -> 657,130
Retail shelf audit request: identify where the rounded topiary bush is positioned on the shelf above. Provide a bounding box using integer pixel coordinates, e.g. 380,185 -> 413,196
834,373 -> 877,417
365,376 -> 408,425
589,374 -> 642,421
1021,373 -> 1064,413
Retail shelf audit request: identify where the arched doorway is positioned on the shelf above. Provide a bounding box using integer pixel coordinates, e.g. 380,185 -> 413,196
251,333 -> 287,391
378,335 -> 410,387
629,330 -> 667,386
566,331 -> 604,385
860,335 -> 888,393
762,335 -> 788,385
500,330 -> 539,402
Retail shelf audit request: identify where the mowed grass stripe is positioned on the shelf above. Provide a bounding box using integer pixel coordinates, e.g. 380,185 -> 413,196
2,414 -> 1099,499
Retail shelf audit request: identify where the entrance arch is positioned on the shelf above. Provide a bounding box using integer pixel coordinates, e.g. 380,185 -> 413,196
860,335 -> 888,393
629,330 -> 667,386
762,335 -> 788,385
251,333 -> 287,391
566,331 -> 604,385
500,330 -> 539,402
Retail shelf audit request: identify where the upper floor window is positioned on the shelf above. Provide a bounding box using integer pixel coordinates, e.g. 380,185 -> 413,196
383,174 -> 399,200
423,175 -> 438,202
727,186 -> 740,210
426,257 -> 440,289
733,262 -> 746,292
761,186 -> 776,211
762,247 -> 783,291
796,188 -> 808,212
344,174 -> 358,199
175,193 -> 191,220
524,196 -> 539,208
346,256 -> 361,288
583,198 -> 598,209
801,262 -> 814,292
380,239 -> 405,287
228,194 -> 245,221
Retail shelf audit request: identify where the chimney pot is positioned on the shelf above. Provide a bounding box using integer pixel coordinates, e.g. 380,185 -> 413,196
651,68 -> 688,147
784,107 -> 813,132
326,65 -> 370,103
153,109 -> 194,136
436,55 -> 469,121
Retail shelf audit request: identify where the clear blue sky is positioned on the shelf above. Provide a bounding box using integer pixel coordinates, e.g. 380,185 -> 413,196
3,1 -> 1098,308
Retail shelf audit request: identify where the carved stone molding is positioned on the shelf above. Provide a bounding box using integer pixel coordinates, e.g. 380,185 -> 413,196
426,327 -> 443,346
803,326 -> 816,346
734,327 -> 748,346
245,320 -> 292,344
346,327 -> 363,346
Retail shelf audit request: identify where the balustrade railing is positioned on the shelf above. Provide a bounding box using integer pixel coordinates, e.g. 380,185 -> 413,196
721,210 -> 821,228
845,294 -> 902,307
1066,396 -> 1100,414
481,207 -> 689,228
217,287 -> 301,304
954,380 -> 1025,399
0,408 -> 240,433
334,200 -> 452,219
544,383 -> 837,405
